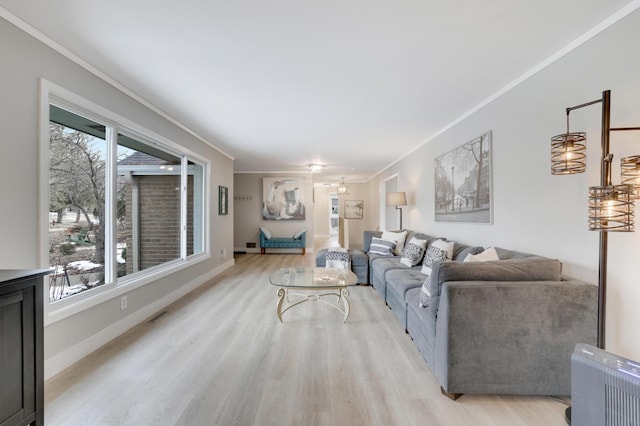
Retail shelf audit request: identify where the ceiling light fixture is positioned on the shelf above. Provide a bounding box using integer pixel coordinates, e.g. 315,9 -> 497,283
307,164 -> 324,173
337,178 -> 349,195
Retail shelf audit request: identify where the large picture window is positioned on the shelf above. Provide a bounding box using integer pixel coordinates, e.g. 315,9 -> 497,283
47,101 -> 207,304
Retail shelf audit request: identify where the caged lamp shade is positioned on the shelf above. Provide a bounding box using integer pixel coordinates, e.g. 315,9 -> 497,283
621,155 -> 640,199
551,132 -> 587,175
588,185 -> 634,232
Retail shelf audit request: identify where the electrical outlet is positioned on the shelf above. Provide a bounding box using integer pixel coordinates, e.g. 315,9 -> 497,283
120,295 -> 127,311
220,248 -> 226,258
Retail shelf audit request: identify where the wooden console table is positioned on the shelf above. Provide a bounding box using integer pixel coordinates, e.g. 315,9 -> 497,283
0,269 -> 49,426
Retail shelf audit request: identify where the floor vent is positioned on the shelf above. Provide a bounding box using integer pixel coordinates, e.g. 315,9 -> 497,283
147,311 -> 168,324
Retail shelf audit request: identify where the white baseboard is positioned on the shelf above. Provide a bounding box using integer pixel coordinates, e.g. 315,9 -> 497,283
234,246 -> 260,253
44,259 -> 235,380
233,247 -> 314,254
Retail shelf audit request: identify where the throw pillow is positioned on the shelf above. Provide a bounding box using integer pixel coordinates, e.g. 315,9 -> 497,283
293,228 -> 306,239
400,237 -> 428,267
381,230 -> 407,255
464,246 -> 499,262
260,227 -> 272,239
368,237 -> 396,256
419,275 -> 431,308
421,239 -> 454,275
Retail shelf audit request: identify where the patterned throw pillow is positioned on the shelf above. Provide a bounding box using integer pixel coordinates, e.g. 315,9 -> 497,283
400,237 -> 427,267
326,248 -> 351,270
421,239 -> 454,275
368,237 -> 396,256
419,275 -> 431,307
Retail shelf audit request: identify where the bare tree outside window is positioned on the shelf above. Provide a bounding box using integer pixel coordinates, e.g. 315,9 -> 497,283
49,120 -> 106,301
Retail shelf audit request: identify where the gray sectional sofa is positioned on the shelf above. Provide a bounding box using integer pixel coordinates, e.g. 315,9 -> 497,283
362,230 -> 598,399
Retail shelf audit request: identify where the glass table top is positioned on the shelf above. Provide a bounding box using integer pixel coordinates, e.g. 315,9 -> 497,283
270,267 -> 357,289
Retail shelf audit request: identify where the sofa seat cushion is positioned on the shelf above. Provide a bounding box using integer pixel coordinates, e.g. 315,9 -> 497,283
385,269 -> 425,327
370,256 -> 418,299
385,269 -> 425,301
267,237 -> 303,245
406,287 -> 437,368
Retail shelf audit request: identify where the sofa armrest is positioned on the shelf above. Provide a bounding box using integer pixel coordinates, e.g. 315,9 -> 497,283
434,279 -> 597,396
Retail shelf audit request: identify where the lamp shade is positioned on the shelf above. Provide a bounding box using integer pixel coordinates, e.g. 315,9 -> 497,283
551,132 -> 587,175
588,185 -> 634,232
621,155 -> 640,199
386,192 -> 407,207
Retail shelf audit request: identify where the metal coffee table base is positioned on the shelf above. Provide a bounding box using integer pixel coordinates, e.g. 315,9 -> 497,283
276,287 -> 350,322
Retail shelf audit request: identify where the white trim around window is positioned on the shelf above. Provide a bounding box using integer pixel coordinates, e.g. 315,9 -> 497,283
39,79 -> 211,325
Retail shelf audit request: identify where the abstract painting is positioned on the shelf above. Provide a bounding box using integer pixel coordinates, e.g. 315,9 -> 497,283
262,177 -> 306,220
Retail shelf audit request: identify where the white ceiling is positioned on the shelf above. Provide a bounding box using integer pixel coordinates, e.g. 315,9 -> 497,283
1,0 -> 636,184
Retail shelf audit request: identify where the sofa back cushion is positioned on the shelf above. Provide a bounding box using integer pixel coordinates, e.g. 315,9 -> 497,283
494,247 -> 544,260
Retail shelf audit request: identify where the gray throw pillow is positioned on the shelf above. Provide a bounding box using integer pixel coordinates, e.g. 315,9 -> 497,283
369,237 -> 396,256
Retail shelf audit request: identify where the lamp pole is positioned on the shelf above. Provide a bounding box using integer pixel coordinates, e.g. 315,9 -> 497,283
597,90 -> 611,349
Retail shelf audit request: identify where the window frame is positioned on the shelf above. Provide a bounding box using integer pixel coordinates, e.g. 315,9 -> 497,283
39,79 -> 210,325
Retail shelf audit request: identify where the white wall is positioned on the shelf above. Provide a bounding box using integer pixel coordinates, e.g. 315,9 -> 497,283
369,9 -> 640,359
0,16 -> 234,377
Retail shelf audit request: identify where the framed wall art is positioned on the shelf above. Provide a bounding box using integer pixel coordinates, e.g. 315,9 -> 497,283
262,177 -> 306,220
344,200 -> 364,219
219,186 -> 228,215
434,131 -> 493,223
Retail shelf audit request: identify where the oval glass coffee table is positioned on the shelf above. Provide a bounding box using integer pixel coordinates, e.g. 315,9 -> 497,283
269,267 -> 357,322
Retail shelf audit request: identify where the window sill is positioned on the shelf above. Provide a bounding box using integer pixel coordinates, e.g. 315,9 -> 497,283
44,252 -> 209,326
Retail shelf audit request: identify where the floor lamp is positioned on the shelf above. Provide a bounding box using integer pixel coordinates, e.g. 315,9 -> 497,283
386,192 -> 407,230
550,89 -> 640,424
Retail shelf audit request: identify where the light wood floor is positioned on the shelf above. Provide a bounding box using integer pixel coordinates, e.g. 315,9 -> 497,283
45,243 -> 569,425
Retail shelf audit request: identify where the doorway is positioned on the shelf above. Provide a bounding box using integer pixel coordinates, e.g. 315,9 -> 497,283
329,193 -> 339,237
380,174 -> 400,231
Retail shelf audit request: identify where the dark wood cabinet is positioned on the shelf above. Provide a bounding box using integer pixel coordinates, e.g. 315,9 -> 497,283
0,270 -> 48,426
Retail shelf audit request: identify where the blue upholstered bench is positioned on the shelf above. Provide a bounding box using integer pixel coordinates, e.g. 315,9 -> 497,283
259,228 -> 306,255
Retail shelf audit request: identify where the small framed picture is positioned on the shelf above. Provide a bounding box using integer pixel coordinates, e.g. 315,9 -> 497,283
219,186 -> 228,215
345,200 -> 364,219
